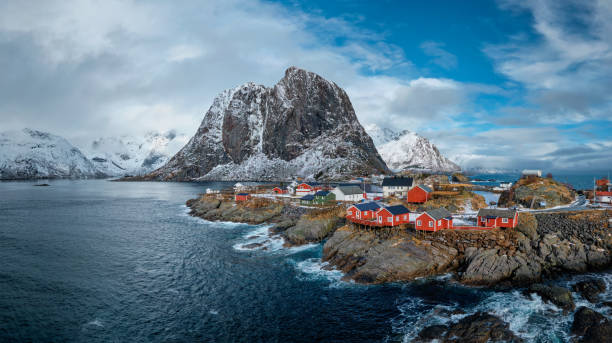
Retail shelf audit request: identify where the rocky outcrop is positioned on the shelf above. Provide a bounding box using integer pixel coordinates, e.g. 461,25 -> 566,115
416,312 -> 523,343
571,307 -> 612,343
186,196 -> 284,224
323,227 -> 458,284
140,67 -> 388,181
282,215 -> 342,246
322,210 -> 612,286
573,279 -> 607,303
498,177 -> 574,209
524,284 -> 575,311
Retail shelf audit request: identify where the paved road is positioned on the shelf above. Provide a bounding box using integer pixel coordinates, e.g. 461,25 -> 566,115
526,195 -> 603,213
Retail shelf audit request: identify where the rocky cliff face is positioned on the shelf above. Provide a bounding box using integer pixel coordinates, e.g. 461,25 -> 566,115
364,124 -> 460,173
0,129 -> 102,180
144,67 -> 388,181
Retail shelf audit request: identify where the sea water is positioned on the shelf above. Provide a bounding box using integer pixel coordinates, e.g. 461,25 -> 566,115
0,180 -> 610,342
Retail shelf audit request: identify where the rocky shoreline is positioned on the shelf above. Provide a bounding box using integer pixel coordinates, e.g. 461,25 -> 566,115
187,195 -> 612,341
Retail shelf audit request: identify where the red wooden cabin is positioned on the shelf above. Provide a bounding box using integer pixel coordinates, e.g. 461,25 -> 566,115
407,185 -> 432,203
375,205 -> 410,226
347,202 -> 381,220
415,208 -> 453,232
296,183 -> 322,195
235,193 -> 251,202
477,209 -> 518,228
272,187 -> 287,194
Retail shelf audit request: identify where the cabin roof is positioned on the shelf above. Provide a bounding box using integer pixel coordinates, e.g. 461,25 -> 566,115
353,202 -> 381,211
382,177 -> 414,187
236,193 -> 250,196
477,208 -> 517,219
424,207 -> 452,220
314,190 -> 330,196
383,205 -> 410,215
415,184 -> 432,193
336,185 -> 363,195
301,194 -> 315,201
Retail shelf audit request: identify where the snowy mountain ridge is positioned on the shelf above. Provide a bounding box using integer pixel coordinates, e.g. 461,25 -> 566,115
83,130 -> 189,176
0,128 -> 101,180
364,124 -> 460,173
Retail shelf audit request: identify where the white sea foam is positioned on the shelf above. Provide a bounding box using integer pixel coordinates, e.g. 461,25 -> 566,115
291,258 -> 347,287
209,309 -> 219,315
85,319 -> 104,328
232,225 -> 318,254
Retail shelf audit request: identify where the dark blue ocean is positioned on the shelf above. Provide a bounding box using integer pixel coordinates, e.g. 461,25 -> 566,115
1,180 -> 610,342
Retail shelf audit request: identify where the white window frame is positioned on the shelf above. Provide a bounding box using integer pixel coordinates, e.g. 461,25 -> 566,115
429,221 -> 433,227
395,216 -> 399,221
417,220 -> 421,226
502,218 -> 509,223
438,220 -> 442,225
387,217 -> 392,222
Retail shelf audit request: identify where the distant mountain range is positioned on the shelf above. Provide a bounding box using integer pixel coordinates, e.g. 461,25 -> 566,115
0,128 -> 187,180
0,68 -> 463,181
0,129 -> 102,180
364,124 -> 460,173
83,131 -> 188,177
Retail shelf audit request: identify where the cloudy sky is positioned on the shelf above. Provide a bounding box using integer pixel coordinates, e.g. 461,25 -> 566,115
1,0 -> 611,172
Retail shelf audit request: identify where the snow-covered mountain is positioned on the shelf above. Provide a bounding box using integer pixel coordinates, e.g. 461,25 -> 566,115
83,131 -> 188,176
364,124 -> 460,173
0,128 -> 102,180
141,67 -> 388,181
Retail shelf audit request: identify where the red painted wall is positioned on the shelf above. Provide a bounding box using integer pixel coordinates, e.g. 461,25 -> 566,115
407,187 -> 429,203
376,208 -> 410,226
235,194 -> 251,202
477,213 -> 518,228
415,213 -> 451,231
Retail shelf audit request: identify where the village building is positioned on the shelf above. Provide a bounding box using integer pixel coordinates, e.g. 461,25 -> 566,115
521,170 -> 542,178
347,202 -> 381,220
300,194 -> 315,205
595,178 -> 612,204
313,190 -> 335,205
363,184 -> 383,200
375,205 -> 411,226
407,185 -> 432,203
295,182 -> 322,196
331,185 -> 364,202
477,208 -> 519,228
272,187 -> 288,194
415,208 -> 453,231
235,193 -> 251,202
382,177 -> 414,197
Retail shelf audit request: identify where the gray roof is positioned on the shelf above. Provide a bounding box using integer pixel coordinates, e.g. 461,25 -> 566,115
335,185 -> 363,195
477,208 -> 517,219
385,205 -> 410,215
301,194 -> 315,201
382,177 -> 413,187
416,184 -> 432,193
353,202 -> 381,211
425,207 -> 452,220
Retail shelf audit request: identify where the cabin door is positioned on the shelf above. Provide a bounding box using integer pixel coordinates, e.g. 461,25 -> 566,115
378,217 -> 382,223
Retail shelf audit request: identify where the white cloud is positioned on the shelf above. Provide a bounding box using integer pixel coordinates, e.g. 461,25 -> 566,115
485,0 -> 612,122
420,41 -> 458,69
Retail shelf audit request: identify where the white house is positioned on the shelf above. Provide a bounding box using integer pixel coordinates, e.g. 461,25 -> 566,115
331,185 -> 364,202
382,177 -> 414,197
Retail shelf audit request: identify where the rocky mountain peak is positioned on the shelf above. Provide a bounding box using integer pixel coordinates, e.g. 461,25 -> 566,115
143,67 -> 388,181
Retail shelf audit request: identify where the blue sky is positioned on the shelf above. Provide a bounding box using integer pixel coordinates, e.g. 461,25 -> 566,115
0,0 -> 610,171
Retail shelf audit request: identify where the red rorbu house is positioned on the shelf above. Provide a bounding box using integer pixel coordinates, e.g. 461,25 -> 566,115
415,208 -> 453,232
407,185 -> 432,203
375,205 -> 411,226
295,182 -> 322,196
347,202 -> 381,221
272,187 -> 288,194
235,193 -> 251,202
477,209 -> 518,228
